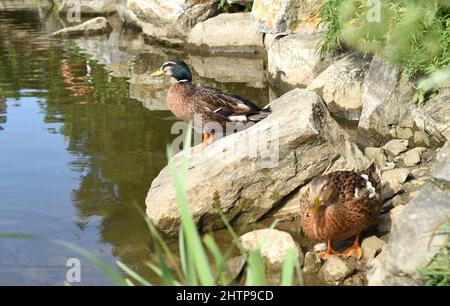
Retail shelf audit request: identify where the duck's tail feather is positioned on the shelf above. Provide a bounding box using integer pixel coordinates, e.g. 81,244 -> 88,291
362,162 -> 382,192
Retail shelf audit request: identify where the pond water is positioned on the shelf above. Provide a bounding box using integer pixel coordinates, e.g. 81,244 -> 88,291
0,7 -> 288,285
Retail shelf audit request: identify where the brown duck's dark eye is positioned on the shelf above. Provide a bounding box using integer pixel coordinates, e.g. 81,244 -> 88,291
306,212 -> 311,218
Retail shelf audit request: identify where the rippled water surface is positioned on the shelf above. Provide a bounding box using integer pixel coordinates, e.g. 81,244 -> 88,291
0,7 -> 283,285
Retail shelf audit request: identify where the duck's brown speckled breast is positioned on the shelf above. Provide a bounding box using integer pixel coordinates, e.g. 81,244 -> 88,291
167,82 -> 194,122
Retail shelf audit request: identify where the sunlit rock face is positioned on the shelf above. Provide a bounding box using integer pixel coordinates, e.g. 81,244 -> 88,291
307,53 -> 371,121
187,13 -> 264,53
357,57 -> 415,147
145,89 -> 368,237
413,88 -> 450,143
122,0 -> 220,46
267,32 -> 333,89
251,0 -> 322,35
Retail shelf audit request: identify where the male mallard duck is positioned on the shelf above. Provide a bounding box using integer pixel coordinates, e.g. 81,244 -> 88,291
299,163 -> 382,260
150,60 -> 271,147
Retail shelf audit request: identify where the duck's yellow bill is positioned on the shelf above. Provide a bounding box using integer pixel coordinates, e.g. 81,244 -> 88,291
150,68 -> 164,77
311,197 -> 320,215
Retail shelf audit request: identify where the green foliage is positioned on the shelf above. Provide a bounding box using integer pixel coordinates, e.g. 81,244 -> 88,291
218,0 -> 232,12
317,0 -> 344,58
317,0 -> 450,86
219,0 -> 253,13
420,219 -> 450,286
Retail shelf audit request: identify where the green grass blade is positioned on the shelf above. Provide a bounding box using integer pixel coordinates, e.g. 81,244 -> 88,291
218,210 -> 245,253
125,278 -> 135,286
116,261 -> 152,286
259,219 -> 279,250
179,226 -> 197,285
280,249 -> 296,286
1,232 -> 127,286
245,250 -> 266,286
131,201 -> 184,281
166,126 -> 214,285
203,234 -> 229,285
294,254 -> 304,286
52,239 -> 127,286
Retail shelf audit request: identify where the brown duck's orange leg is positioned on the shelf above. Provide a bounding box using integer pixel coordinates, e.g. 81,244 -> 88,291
202,133 -> 210,149
342,234 -> 363,259
319,240 -> 339,260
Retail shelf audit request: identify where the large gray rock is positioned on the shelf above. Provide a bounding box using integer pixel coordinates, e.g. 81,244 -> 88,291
59,0 -> 117,15
51,17 -> 112,38
251,0 -> 322,34
431,142 -> 450,183
357,57 -> 415,146
361,236 -> 386,260
381,168 -> 410,199
307,53 -> 370,120
146,89 -> 368,236
403,149 -> 421,167
412,88 -> 450,143
319,255 -> 354,284
302,251 -> 321,274
368,142 -> 450,285
268,33 -> 332,88
239,229 -> 303,270
382,139 -> 408,160
364,147 -> 387,167
187,13 -> 264,53
123,0 -> 219,46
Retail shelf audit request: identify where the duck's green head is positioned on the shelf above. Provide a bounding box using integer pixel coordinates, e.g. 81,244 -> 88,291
150,60 -> 192,82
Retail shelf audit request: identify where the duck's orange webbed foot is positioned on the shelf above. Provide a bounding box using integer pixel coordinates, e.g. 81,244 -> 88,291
342,234 -> 363,259
319,240 -> 340,260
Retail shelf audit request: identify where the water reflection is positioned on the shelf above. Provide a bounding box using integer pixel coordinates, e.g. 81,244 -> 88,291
0,7 -> 276,284
0,93 -> 6,130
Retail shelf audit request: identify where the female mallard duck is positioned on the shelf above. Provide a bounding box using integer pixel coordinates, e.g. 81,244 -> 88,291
150,60 -> 271,147
299,163 -> 382,260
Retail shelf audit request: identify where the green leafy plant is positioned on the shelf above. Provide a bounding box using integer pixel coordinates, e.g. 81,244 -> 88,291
317,0 -> 450,89
317,0 -> 344,58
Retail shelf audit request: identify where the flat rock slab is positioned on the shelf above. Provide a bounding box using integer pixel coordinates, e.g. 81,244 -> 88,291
187,12 -> 264,53
145,89 -> 368,236
51,17 -> 112,38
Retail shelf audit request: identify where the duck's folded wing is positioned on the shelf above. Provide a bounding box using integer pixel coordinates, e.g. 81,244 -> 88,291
192,87 -> 261,113
347,172 -> 380,201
